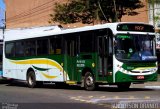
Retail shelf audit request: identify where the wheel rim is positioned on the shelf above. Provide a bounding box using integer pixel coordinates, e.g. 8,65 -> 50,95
28,76 -> 33,85
86,76 -> 93,86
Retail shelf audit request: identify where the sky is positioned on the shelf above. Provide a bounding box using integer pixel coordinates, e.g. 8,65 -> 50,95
0,0 -> 5,27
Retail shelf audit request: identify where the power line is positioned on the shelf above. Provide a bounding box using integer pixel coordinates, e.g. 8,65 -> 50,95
7,0 -> 54,20
8,8 -> 53,25
7,15 -> 50,27
7,5 -> 53,23
7,0 -> 56,21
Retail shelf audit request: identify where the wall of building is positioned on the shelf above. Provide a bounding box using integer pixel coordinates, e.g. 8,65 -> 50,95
5,0 -> 149,29
121,0 -> 148,23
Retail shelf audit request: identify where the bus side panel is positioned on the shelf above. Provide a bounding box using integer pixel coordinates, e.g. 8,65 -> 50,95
63,55 -> 76,81
3,56 -> 68,82
3,58 -> 17,79
47,55 -> 67,82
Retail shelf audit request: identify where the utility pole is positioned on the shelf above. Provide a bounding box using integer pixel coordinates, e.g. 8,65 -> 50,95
113,0 -> 118,22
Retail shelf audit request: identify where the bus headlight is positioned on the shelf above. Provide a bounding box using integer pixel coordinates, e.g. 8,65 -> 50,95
92,63 -> 95,68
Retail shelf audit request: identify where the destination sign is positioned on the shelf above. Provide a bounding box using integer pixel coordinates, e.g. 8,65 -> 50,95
117,23 -> 155,32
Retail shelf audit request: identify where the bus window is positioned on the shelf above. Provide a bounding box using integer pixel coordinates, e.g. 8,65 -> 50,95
49,36 -> 62,55
64,34 -> 78,56
37,39 -> 48,55
80,32 -> 95,53
25,40 -> 36,56
5,42 -> 15,58
15,41 -> 25,57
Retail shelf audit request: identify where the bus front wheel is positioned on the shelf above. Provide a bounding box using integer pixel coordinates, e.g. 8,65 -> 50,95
27,71 -> 36,88
84,72 -> 95,91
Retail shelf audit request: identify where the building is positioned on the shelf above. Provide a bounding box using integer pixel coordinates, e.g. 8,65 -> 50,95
5,0 -> 149,29
148,0 -> 160,32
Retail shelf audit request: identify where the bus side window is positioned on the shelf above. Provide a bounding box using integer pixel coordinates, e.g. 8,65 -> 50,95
15,41 -> 24,57
5,42 -> 15,58
49,37 -> 62,55
25,40 -> 36,56
37,39 -> 48,55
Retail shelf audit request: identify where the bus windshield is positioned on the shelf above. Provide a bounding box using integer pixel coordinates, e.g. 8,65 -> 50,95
115,34 -> 157,62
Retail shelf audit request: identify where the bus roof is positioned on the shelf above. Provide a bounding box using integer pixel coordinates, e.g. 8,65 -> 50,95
4,22 -> 154,41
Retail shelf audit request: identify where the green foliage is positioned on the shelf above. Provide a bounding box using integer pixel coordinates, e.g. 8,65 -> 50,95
49,0 -> 144,24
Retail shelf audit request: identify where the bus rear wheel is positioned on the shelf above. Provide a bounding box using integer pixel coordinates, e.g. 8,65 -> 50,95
84,72 -> 95,91
27,71 -> 36,88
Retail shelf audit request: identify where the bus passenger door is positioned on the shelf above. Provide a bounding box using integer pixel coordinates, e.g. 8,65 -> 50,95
64,36 -> 77,82
98,36 -> 107,78
98,32 -> 113,81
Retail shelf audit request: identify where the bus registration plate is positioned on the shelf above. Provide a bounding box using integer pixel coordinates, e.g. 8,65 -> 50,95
137,75 -> 144,79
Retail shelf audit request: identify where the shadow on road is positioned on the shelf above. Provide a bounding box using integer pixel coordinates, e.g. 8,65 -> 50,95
0,80 -> 155,92
96,86 -> 154,92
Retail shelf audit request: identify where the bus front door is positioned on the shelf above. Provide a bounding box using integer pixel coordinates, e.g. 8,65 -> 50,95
64,37 -> 77,82
98,35 -> 112,81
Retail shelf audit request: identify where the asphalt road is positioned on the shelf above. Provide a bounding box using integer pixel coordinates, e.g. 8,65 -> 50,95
0,80 -> 160,109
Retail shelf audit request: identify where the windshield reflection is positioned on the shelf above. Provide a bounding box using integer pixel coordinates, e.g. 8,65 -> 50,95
115,34 -> 157,61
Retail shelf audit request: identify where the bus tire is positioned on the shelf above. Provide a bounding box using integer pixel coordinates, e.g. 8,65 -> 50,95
84,72 -> 95,91
117,82 -> 131,90
27,71 -> 36,88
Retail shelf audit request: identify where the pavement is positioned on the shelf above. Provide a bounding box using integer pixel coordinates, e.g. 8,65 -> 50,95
130,74 -> 160,89
144,74 -> 160,86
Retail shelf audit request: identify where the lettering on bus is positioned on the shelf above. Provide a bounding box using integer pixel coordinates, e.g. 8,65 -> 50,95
77,60 -> 85,67
117,23 -> 154,32
135,26 -> 144,31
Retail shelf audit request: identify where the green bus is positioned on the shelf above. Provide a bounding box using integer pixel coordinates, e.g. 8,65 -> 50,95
3,22 -> 158,90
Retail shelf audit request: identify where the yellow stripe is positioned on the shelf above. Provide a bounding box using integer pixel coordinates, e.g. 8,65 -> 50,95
10,59 -> 62,70
66,81 -> 76,84
41,72 -> 57,79
10,58 -> 69,80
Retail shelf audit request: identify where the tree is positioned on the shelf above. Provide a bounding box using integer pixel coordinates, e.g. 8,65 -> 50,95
49,0 -> 144,24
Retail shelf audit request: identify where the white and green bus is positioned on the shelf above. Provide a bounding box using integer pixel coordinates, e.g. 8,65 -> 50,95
3,22 -> 158,90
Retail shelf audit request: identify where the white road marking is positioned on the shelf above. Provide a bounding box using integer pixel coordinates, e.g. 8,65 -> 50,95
145,86 -> 160,89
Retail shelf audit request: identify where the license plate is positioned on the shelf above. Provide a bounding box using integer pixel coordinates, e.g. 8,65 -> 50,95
137,75 -> 144,79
